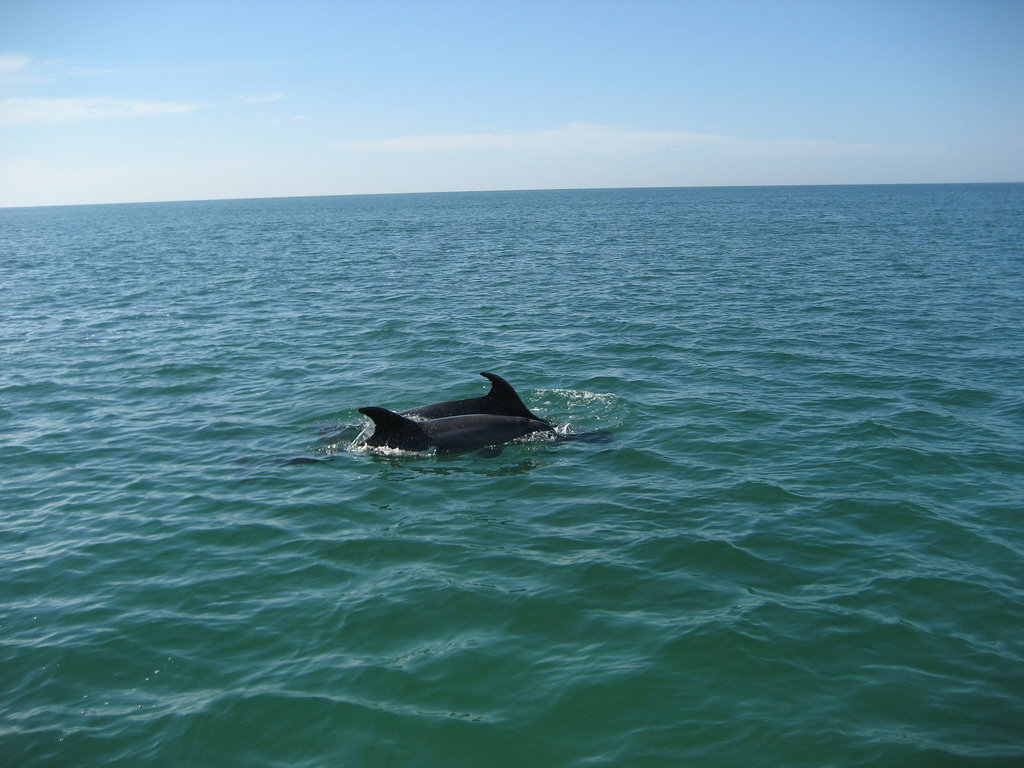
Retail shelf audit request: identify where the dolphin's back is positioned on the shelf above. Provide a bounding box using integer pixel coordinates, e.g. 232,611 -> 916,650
399,372 -> 547,423
358,407 -> 552,453
400,396 -> 492,420
421,413 -> 553,453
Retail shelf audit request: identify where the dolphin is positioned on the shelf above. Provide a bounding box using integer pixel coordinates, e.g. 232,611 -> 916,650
316,372 -> 548,447
398,372 -> 548,423
357,406 -> 554,454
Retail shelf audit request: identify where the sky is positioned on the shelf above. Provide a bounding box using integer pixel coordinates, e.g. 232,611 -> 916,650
1,0 -> 1022,207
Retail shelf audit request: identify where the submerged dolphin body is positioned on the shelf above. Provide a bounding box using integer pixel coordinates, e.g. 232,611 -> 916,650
357,407 -> 553,454
399,372 -> 548,423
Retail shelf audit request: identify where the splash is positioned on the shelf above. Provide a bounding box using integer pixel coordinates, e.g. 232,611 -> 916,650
534,388 -> 629,435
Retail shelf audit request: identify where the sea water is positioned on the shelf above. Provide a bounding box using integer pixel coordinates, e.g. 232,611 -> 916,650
2,185 -> 1022,766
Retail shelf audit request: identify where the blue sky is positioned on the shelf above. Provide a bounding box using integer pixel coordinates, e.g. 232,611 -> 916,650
1,0 -> 1022,206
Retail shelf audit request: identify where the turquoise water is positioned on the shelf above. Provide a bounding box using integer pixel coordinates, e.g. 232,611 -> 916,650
2,185 -> 1023,766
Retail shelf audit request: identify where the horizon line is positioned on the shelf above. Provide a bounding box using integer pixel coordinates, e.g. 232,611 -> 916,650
3,180 -> 1022,211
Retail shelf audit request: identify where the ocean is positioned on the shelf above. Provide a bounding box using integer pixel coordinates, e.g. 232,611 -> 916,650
2,184 -> 1022,766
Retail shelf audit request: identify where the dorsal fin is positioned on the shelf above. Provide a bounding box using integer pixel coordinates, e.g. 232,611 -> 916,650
479,372 -> 547,423
358,407 -> 432,451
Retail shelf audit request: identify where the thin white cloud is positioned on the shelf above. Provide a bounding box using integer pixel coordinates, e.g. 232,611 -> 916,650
333,123 -> 879,159
0,52 -> 31,77
731,137 -> 882,158
237,91 -> 285,104
0,96 -> 202,125
335,123 -> 736,155
0,53 -> 116,83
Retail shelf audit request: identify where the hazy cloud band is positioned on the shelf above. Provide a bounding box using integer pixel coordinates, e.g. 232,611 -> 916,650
334,123 -> 880,158
0,96 -> 201,125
